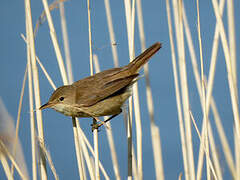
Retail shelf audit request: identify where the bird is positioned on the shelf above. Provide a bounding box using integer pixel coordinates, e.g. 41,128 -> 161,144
40,42 -> 161,130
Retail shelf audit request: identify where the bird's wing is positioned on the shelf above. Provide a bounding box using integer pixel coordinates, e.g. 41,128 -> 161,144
73,73 -> 138,107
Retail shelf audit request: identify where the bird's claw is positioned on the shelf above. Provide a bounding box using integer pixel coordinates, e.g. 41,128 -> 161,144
91,123 -> 101,132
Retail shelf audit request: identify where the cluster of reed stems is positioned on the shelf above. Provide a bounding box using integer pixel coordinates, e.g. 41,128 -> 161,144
0,0 -> 238,179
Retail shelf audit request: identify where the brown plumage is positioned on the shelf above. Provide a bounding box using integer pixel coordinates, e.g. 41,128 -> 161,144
40,42 -> 161,127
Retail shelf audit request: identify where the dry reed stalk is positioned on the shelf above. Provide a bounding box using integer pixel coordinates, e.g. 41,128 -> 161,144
41,0 -> 68,85
80,145 -> 87,180
130,0 -> 144,178
196,1 -> 211,179
132,144 -> 138,179
204,0 -> 223,111
127,106 -> 133,180
202,4 -> 235,178
234,129 -> 239,179
58,2 -> 87,179
1,155 -> 13,180
102,2 -> 122,177
38,138 -> 59,180
76,120 -> 110,179
86,0 -> 100,179
120,105 -> 137,179
211,1 -> 240,179
204,3 -> 224,167
93,120 -> 99,180
124,0 -> 133,179
75,121 -> 89,180
195,0 -> 223,176
71,86 -> 84,177
21,34 -> 57,90
103,126 -> 118,179
93,54 -> 120,180
36,56 -> 57,90
124,0 -> 142,179
11,66 -> 27,175
25,26 -> 37,180
34,0 -> 69,36
227,0 -> 238,177
211,99 -> 236,178
104,0 -> 119,67
181,9 -> 232,179
166,1 -> 189,179
0,141 -> 28,180
136,0 -> 164,179
102,3 -> 123,176
25,0 -> 47,178
181,1 -> 226,178
181,2 -> 219,178
59,2 -> 74,84
172,0 -> 196,179
23,37 -> 95,180
227,0 -> 237,85
40,1 -> 88,178
72,118 -> 86,180
208,121 -> 223,180
76,121 -> 95,180
212,0 -> 240,129
130,0 -> 136,58
189,112 -> 217,179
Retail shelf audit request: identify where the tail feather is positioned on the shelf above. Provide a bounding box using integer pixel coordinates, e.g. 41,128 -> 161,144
127,42 -> 162,73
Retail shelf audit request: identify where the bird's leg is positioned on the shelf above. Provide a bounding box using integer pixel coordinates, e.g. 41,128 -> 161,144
91,110 -> 122,131
91,116 -> 111,131
91,118 -> 100,132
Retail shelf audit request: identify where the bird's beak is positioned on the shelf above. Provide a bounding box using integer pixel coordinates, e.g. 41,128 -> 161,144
39,102 -> 53,110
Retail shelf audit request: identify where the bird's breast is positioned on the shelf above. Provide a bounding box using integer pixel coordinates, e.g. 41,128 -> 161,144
52,103 -> 89,117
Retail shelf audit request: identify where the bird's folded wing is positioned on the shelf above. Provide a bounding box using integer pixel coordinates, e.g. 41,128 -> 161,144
74,74 -> 138,107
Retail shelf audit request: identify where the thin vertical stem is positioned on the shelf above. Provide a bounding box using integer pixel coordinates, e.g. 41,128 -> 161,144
124,1 -> 133,179
208,123 -> 223,180
76,120 -> 110,179
26,26 -> 37,180
189,113 -> 217,179
211,99 -> 236,178
25,0 -> 47,178
104,0 -> 119,67
93,54 -> 120,180
227,0 -> 237,86
41,0 -> 68,85
172,0 -> 195,178
87,0 -> 94,76
137,0 -> 164,179
211,2 -> 240,178
59,2 -> 74,84
86,0 -> 99,179
11,66 -> 27,175
181,1 -> 223,178
166,0 -> 188,179
72,118 -> 85,180
227,1 -> 238,177
1,155 -> 13,180
130,0 -> 143,179
196,0 -> 210,179
0,141 -> 28,180
127,106 -> 133,180
76,121 -> 95,180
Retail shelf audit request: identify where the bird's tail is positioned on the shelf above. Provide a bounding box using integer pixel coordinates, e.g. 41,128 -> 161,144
126,42 -> 162,73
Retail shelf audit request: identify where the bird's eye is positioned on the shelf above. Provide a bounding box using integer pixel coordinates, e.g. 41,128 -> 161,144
59,97 -> 64,101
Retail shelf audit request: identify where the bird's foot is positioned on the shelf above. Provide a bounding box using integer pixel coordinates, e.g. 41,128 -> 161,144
91,117 -> 112,132
91,122 -> 104,132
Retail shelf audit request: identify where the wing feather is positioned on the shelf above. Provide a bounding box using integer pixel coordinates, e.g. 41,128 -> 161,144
73,73 -> 138,107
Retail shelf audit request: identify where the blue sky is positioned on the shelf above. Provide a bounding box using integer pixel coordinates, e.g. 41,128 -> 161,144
1,0 -> 239,179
